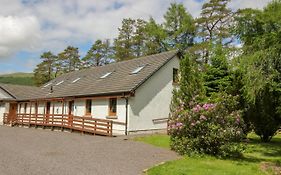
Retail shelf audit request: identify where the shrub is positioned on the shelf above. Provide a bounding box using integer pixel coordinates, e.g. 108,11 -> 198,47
169,94 -> 245,157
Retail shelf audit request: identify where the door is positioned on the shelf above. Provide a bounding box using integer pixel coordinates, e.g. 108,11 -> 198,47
45,102 -> 51,123
68,101 -> 74,126
8,103 -> 17,123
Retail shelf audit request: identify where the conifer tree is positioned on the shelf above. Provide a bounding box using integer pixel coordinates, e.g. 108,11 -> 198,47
196,0 -> 234,63
163,3 -> 195,51
57,46 -> 81,73
82,39 -> 113,68
33,51 -> 57,86
114,18 -> 136,61
144,17 -> 168,55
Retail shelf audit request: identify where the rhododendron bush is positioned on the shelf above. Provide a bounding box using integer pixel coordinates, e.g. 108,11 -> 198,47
169,95 -> 245,157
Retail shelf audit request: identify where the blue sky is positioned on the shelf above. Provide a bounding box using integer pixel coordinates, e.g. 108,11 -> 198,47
0,0 -> 271,74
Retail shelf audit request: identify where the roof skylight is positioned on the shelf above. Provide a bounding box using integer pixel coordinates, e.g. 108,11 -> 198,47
43,83 -> 52,88
131,65 -> 145,74
100,72 -> 113,79
72,78 -> 81,83
56,81 -> 64,86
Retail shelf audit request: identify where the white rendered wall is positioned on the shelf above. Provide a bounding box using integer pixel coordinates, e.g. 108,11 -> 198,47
128,56 -> 180,132
0,102 -> 6,124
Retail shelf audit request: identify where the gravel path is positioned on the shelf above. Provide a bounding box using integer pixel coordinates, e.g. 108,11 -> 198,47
0,126 -> 178,175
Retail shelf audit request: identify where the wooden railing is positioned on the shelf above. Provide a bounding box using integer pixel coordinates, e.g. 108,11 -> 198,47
3,113 -> 113,136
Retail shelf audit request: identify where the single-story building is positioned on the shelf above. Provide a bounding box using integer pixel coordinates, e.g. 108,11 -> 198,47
0,50 -> 181,135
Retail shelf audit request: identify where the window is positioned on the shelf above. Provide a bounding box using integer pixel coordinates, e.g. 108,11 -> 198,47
173,68 -> 179,84
72,78 -> 81,83
108,98 -> 117,116
131,65 -> 145,74
100,72 -> 113,79
43,83 -> 51,88
85,99 -> 92,115
56,81 -> 64,86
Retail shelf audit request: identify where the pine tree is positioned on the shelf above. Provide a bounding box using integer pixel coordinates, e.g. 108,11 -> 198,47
196,0 -> 234,63
144,17 -> 168,55
114,18 -> 136,61
203,45 -> 232,96
133,19 -> 147,57
33,51 -> 57,86
57,46 -> 81,73
163,3 -> 195,51
82,39 -> 113,68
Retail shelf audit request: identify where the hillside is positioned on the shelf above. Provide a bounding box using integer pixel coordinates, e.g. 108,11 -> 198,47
0,73 -> 35,86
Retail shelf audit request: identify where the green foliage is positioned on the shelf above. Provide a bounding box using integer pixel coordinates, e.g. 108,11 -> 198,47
82,39 -> 113,67
114,18 -> 138,61
203,45 -> 232,96
163,3 -> 195,50
195,0 -> 234,63
57,46 -> 81,73
0,76 -> 35,86
33,51 -> 57,86
235,0 -> 281,142
144,17 -> 167,55
169,93 -> 245,157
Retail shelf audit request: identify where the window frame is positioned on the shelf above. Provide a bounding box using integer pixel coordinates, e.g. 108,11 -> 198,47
85,99 -> 92,116
108,98 -> 117,117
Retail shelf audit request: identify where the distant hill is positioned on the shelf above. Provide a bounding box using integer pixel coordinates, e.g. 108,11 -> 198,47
0,73 -> 35,86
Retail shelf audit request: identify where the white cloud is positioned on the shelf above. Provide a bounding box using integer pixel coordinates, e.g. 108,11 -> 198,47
0,15 -> 41,58
229,0 -> 272,10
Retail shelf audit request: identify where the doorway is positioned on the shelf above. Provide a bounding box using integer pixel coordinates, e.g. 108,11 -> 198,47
46,102 -> 51,123
8,103 -> 17,123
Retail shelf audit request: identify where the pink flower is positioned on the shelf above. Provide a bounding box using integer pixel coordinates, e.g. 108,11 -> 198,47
176,122 -> 183,127
200,115 -> 207,121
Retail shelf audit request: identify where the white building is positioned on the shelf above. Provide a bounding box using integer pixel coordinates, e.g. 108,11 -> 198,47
0,51 -> 180,135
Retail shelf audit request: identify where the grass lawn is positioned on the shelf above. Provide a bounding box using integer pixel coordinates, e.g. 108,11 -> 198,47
134,133 -> 281,175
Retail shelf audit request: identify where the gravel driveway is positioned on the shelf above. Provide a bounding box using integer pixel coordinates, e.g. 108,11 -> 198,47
0,126 -> 178,175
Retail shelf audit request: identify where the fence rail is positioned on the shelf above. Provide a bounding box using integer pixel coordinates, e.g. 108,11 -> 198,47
3,113 -> 113,136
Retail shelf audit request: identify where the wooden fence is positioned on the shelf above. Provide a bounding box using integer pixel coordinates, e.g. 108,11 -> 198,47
3,113 -> 113,136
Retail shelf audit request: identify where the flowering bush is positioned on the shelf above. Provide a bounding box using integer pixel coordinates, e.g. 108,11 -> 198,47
169,95 -> 245,157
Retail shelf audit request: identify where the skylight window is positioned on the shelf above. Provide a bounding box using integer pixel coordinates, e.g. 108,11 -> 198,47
56,81 -> 64,86
72,78 -> 81,83
131,65 -> 145,74
43,83 -> 52,88
100,72 -> 113,79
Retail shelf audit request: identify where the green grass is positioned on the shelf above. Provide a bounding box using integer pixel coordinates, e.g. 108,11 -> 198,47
134,132 -> 281,175
134,134 -> 170,149
0,73 -> 35,86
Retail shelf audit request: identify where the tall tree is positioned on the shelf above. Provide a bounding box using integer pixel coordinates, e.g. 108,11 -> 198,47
57,46 -> 81,73
82,39 -> 113,68
114,18 -> 136,61
163,3 -> 195,51
235,1 -> 281,142
203,45 -> 232,96
133,19 -> 147,57
144,17 -> 168,55
33,51 -> 57,86
196,0 -> 234,63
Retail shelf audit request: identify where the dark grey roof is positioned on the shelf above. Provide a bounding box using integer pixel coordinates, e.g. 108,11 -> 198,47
0,83 -> 45,101
0,50 -> 179,101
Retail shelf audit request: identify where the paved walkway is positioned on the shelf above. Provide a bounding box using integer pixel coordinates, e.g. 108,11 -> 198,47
0,126 -> 178,175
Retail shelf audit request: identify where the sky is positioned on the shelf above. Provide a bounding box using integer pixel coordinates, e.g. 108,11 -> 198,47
0,0 -> 272,74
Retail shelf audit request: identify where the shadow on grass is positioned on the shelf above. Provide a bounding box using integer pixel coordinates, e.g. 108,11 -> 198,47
226,134 -> 281,165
